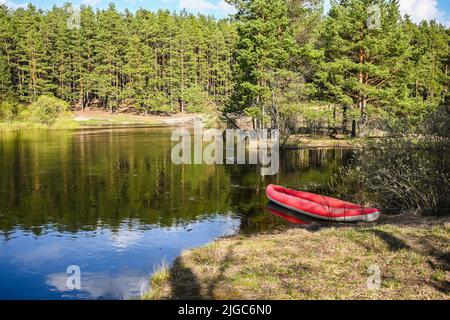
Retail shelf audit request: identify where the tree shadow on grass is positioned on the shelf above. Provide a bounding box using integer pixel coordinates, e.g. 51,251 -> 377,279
431,278 -> 450,294
368,229 -> 410,251
206,241 -> 241,299
337,228 -> 411,253
169,256 -> 202,300
366,229 -> 449,294
368,229 -> 450,294
306,215 -> 450,233
168,242 -> 238,299
415,236 -> 450,294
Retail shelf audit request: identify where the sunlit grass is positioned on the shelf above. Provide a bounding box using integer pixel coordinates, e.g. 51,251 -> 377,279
0,112 -> 162,131
143,220 -> 450,300
0,118 -> 80,131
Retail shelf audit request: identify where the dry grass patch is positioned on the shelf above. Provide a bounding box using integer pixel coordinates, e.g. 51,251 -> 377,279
142,222 -> 449,300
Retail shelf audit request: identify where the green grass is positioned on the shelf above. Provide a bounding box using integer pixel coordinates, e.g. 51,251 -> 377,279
142,219 -> 450,300
74,113 -> 162,127
283,134 -> 362,149
0,113 -> 161,131
0,117 -> 80,131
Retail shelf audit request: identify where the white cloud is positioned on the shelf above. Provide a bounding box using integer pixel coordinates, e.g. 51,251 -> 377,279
323,0 -> 448,26
217,0 -> 235,13
398,0 -> 446,24
179,0 -> 236,15
82,0 -> 103,6
110,228 -> 143,250
0,0 -> 27,9
46,271 -> 149,299
180,0 -> 215,11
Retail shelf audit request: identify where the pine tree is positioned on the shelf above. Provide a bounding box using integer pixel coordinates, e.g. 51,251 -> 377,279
405,18 -> 449,119
92,4 -> 126,111
13,5 -> 51,101
79,6 -> 97,109
0,5 -> 14,100
227,0 -> 299,129
315,0 -> 412,134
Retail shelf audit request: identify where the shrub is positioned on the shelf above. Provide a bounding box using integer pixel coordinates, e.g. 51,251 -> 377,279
24,95 -> 69,125
0,100 -> 26,121
0,101 -> 15,120
331,136 -> 450,216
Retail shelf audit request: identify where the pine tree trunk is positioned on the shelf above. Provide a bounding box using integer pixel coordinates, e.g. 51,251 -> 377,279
342,105 -> 348,134
444,65 -> 448,101
332,105 -> 337,135
357,47 -> 367,133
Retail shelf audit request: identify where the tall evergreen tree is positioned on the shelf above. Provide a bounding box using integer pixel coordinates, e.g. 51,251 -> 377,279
227,0 -> 299,129
315,0 -> 412,133
0,5 -> 14,100
405,18 -> 449,119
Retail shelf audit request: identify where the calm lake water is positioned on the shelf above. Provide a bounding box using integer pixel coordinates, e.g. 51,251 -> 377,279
0,127 -> 353,299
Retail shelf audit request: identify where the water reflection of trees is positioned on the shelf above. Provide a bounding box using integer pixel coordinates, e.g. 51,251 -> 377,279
0,129 -> 353,235
0,129 -> 230,234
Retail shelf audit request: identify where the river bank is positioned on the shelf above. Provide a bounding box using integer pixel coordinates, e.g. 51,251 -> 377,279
143,215 -> 449,300
0,110 -> 203,131
0,110 -> 361,149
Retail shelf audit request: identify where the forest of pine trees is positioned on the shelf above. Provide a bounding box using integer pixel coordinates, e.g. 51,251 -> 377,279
0,1 -> 448,133
0,3 -> 237,113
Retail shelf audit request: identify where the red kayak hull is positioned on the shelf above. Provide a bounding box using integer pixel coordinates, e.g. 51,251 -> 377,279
266,184 -> 380,222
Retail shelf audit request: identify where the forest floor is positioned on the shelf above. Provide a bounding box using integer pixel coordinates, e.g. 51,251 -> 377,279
143,214 -> 450,300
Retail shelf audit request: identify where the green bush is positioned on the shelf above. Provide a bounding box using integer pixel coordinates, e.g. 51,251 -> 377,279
24,95 -> 69,125
332,100 -> 450,215
331,136 -> 450,216
0,100 -> 25,121
0,101 -> 15,120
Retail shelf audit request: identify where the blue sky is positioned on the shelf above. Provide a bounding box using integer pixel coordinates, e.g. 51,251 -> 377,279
1,0 -> 449,25
0,0 -> 236,16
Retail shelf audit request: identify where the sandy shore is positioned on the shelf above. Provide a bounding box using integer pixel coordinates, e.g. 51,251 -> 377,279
73,110 -> 203,126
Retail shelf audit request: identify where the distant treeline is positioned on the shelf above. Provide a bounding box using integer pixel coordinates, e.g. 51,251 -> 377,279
0,3 -> 236,113
0,1 -> 449,133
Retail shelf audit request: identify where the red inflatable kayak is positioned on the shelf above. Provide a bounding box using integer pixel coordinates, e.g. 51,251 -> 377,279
266,184 -> 380,222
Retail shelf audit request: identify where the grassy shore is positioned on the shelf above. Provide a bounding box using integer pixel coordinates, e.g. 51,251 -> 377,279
0,111 -> 368,151
0,110 -> 203,131
0,117 -> 81,131
283,134 -> 362,149
143,216 -> 449,300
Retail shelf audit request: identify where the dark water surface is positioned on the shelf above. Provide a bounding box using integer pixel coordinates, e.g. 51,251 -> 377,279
0,127 -> 353,299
